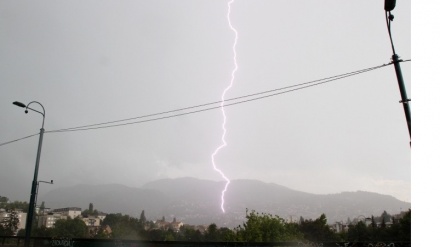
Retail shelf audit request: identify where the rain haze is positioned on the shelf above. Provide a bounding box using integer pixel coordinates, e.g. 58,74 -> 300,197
1,0 -> 411,208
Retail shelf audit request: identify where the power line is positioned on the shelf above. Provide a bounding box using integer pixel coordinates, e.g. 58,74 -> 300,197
49,62 -> 398,132
0,133 -> 40,147
0,60 -> 409,146
47,62 -> 396,133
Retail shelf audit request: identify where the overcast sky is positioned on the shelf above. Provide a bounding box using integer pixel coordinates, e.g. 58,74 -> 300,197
1,0 -> 412,206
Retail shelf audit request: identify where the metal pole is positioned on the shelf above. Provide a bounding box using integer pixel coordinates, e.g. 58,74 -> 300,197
391,54 -> 411,138
384,1 -> 411,144
24,127 -> 44,247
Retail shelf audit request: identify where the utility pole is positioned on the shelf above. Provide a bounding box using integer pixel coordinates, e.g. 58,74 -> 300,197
384,0 -> 411,142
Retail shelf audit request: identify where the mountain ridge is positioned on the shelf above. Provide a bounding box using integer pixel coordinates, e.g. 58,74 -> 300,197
40,177 -> 410,227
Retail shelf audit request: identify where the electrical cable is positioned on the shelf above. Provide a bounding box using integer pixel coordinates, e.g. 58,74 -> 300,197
47,62 -> 395,133
50,62 -> 396,132
0,60 -> 410,146
0,133 -> 40,147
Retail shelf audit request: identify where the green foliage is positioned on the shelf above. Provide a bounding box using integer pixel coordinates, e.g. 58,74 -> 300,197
381,210 -> 392,223
81,202 -> 101,217
176,225 -> 203,241
17,229 -> 26,237
371,215 -> 377,228
140,210 -> 147,225
144,228 -> 165,241
299,214 -> 341,242
235,209 -> 302,242
102,213 -> 143,239
217,227 -> 236,241
164,228 -> 176,241
82,209 -> 99,216
0,200 -> 28,212
346,221 -> 371,242
205,224 -> 219,241
0,210 -> 20,236
93,227 -> 111,239
0,206 -> 409,243
344,209 -> 411,243
398,209 -> 411,242
52,217 -> 88,238
32,226 -> 54,237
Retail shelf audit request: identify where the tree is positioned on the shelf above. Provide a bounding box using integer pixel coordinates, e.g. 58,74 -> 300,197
346,221 -> 370,242
218,227 -> 236,241
140,210 -> 147,225
102,213 -> 143,239
371,215 -> 377,228
146,229 -> 165,241
32,226 -> 54,237
205,224 -> 219,241
298,214 -> 341,242
398,209 -> 411,242
52,218 -> 88,238
1,201 -> 28,211
235,209 -> 302,242
40,201 -> 46,212
380,216 -> 386,228
381,211 -> 391,223
0,224 -> 6,236
82,203 -> 99,217
177,226 -> 203,241
0,210 -> 20,236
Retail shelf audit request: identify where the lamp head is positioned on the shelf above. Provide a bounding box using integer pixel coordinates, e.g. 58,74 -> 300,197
384,0 -> 396,11
13,101 -> 26,108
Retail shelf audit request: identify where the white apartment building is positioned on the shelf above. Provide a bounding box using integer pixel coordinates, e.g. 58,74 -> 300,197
51,207 -> 82,219
37,207 -> 82,228
37,213 -> 67,228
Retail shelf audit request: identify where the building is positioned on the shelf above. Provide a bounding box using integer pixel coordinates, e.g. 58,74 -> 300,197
154,216 -> 184,232
0,209 -> 27,233
37,213 -> 66,228
37,207 -> 82,228
96,212 -> 107,222
170,218 -> 184,232
82,216 -> 102,227
52,207 -> 82,219
330,221 -> 349,233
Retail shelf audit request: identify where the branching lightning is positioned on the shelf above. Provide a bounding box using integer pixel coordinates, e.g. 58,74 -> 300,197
211,0 -> 238,213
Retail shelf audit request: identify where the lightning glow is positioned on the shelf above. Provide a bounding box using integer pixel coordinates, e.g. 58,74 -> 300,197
211,0 -> 238,213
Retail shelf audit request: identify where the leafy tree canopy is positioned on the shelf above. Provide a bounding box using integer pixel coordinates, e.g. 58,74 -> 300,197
235,209 -> 302,242
0,210 -> 20,236
52,217 -> 88,238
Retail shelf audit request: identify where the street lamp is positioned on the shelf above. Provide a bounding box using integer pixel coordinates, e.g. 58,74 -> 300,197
384,0 -> 411,141
35,180 -> 53,213
13,101 -> 45,247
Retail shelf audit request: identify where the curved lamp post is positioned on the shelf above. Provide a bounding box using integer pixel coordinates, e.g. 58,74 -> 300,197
384,0 -> 411,141
13,101 -> 45,247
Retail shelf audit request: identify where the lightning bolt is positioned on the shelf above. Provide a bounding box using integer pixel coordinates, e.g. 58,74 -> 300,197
211,0 -> 238,213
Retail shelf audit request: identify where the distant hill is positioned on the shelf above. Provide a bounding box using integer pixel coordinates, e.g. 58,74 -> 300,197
40,177 -> 410,227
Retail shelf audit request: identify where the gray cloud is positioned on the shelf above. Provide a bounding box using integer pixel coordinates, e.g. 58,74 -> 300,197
0,0 -> 411,203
